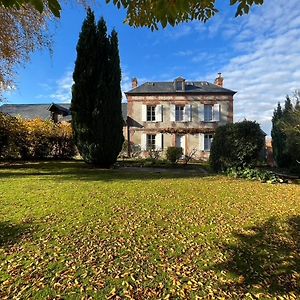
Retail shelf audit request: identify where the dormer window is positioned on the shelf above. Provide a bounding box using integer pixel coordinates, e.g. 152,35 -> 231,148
176,81 -> 183,91
174,77 -> 185,92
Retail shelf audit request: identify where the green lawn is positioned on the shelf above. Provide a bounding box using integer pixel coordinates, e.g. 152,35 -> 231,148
0,161 -> 299,299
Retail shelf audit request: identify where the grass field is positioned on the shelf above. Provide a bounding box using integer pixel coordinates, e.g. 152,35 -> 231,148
0,161 -> 299,299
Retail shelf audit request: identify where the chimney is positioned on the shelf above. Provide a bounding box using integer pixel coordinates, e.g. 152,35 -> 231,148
214,72 -> 224,87
132,78 -> 138,89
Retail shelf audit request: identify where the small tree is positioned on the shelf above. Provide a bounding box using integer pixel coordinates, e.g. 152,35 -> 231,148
209,120 -> 265,171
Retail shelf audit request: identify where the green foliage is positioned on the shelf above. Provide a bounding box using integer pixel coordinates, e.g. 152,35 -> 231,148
166,146 -> 183,163
71,10 -> 124,168
271,102 -> 287,167
0,0 -> 264,27
107,0 -> 264,30
0,0 -> 61,17
226,167 -> 286,184
209,120 -> 265,171
0,113 -> 76,160
271,96 -> 300,173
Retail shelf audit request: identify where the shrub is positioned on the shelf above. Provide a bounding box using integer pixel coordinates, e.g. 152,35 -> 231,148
24,119 -> 54,159
0,113 -> 76,160
119,141 -> 141,158
166,147 -> 183,163
210,120 -> 265,171
226,167 -> 286,184
0,113 -> 26,159
51,123 -> 77,159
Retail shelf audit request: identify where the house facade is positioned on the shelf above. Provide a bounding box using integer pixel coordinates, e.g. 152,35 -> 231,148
125,74 -> 236,160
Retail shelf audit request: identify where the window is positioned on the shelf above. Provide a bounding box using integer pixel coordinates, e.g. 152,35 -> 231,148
147,134 -> 156,150
204,134 -> 213,151
147,106 -> 156,121
175,81 -> 183,91
175,105 -> 184,121
204,105 -> 213,122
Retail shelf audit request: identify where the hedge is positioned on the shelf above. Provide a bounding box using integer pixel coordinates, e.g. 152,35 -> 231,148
0,113 -> 76,160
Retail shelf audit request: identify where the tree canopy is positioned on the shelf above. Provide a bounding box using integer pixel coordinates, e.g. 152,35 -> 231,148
271,95 -> 300,173
0,0 -> 265,28
0,4 -> 52,100
0,0 -> 61,17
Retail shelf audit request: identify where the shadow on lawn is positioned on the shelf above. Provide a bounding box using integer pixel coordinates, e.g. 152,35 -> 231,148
215,216 -> 300,296
0,221 -> 35,247
0,161 -> 213,181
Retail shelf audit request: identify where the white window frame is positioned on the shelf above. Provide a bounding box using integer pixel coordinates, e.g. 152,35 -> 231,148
146,134 -> 156,150
147,105 -> 156,122
175,105 -> 184,122
204,104 -> 213,122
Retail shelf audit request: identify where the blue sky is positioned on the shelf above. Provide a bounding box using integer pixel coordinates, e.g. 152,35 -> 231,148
4,0 -> 300,135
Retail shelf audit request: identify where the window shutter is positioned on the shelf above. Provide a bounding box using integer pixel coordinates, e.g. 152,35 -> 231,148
155,105 -> 163,122
199,133 -> 205,151
156,133 -> 163,150
184,105 -> 192,122
170,104 -> 175,122
141,133 -> 147,151
199,104 -> 204,122
189,104 -> 192,121
213,104 -> 220,122
142,105 -> 147,122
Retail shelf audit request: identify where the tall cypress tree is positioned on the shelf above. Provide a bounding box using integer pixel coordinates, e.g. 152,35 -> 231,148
71,11 -> 124,167
105,29 -> 124,163
71,8 -> 97,162
271,102 -> 285,167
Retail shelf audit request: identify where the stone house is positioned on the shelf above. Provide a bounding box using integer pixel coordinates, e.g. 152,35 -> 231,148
125,74 -> 236,160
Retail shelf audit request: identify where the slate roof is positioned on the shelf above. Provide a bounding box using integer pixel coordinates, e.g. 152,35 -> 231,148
0,104 -> 62,120
126,81 -> 236,95
0,103 -> 128,122
121,103 -> 127,121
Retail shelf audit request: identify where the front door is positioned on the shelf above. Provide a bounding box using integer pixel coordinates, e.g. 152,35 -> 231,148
176,135 -> 185,155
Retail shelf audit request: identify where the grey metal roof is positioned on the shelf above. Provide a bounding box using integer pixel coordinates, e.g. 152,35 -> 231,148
0,103 -> 128,122
126,81 -> 236,95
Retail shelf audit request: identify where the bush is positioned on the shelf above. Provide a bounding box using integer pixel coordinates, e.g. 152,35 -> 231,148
0,113 -> 26,159
226,167 -> 286,184
210,120 -> 265,171
51,123 -> 77,159
166,147 -> 183,163
119,141 -> 141,158
0,113 -> 76,160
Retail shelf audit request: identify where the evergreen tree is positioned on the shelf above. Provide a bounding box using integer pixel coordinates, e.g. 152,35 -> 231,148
271,102 -> 288,167
283,95 -> 293,116
71,11 -> 124,167
209,120 -> 265,171
71,8 -> 97,162
295,99 -> 300,111
105,29 -> 124,163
